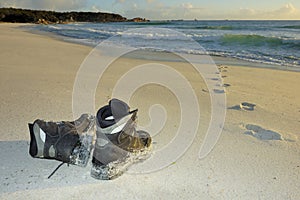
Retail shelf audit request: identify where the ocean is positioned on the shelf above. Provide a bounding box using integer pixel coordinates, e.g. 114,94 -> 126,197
33,20 -> 300,69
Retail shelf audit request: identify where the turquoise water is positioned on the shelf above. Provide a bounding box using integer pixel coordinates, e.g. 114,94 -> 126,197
35,20 -> 300,68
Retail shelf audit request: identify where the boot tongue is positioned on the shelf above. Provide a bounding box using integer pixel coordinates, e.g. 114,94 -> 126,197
110,98 -> 131,121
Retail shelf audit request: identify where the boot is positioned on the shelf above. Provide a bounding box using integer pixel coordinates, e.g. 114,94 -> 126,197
91,99 -> 152,180
28,114 -> 95,167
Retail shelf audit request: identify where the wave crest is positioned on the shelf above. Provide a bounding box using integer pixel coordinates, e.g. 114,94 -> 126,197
221,34 -> 284,47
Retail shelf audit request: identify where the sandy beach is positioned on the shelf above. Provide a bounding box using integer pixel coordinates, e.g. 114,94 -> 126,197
1,23 -> 300,199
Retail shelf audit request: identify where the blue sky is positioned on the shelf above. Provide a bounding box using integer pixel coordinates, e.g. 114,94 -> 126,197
0,0 -> 299,19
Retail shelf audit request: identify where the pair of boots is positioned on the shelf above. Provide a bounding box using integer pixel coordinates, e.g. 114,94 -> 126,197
28,99 -> 152,180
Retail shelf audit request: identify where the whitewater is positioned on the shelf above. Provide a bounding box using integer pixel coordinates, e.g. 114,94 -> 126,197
34,20 -> 300,68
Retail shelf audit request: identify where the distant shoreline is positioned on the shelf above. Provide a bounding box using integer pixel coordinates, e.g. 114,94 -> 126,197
0,7 -> 149,24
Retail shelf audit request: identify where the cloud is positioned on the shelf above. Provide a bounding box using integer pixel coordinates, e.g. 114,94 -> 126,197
235,3 -> 300,19
270,3 -> 299,18
124,3 -> 202,20
133,3 -> 138,10
239,8 -> 256,16
124,2 -> 299,20
181,3 -> 193,9
91,5 -> 101,12
180,3 -> 206,19
146,0 -> 155,4
0,0 -> 88,11
115,0 -> 126,4
155,2 -> 164,9
277,3 -> 297,14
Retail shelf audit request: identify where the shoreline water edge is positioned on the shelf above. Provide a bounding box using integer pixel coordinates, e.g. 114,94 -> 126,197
20,20 -> 300,72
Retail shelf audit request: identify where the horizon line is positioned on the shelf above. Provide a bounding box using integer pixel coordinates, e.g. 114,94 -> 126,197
1,7 -> 299,21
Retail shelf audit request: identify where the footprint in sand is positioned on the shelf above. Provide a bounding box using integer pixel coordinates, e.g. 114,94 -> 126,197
244,124 -> 283,141
202,88 -> 225,94
228,102 -> 256,111
240,102 -> 256,111
218,66 -> 228,73
218,65 -> 228,69
213,89 -> 225,94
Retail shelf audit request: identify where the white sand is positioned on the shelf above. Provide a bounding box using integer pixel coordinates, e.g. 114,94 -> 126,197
1,23 -> 300,199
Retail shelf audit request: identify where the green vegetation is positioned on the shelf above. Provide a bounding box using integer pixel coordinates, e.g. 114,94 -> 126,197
0,7 -> 127,23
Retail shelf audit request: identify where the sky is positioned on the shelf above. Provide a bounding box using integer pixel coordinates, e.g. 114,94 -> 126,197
0,0 -> 300,20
